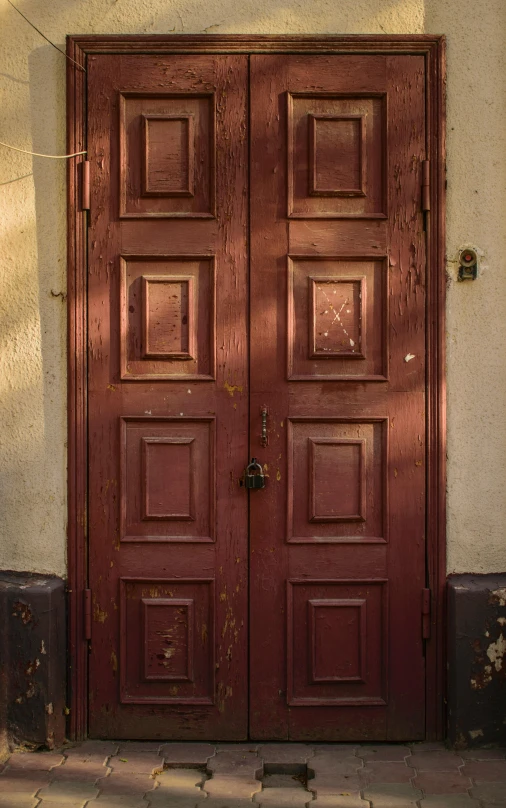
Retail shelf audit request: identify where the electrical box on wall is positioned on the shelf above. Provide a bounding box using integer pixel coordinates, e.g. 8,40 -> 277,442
458,248 -> 478,281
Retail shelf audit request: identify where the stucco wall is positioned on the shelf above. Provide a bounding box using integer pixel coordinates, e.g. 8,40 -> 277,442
0,0 -> 504,578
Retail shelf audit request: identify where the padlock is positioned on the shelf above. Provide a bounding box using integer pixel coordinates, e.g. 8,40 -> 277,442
243,458 -> 265,490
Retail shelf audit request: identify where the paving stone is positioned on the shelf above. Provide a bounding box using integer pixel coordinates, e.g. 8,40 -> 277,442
361,761 -> 414,784
161,743 -> 216,767
5,751 -> 64,771
470,783 -> 506,805
409,743 -> 446,753
409,750 -> 464,770
117,743 -> 163,754
216,743 -> 260,752
413,771 -> 472,794
358,746 -> 410,763
309,775 -> 362,794
309,758 -> 362,777
96,772 -> 158,795
312,795 -> 370,808
203,800 -> 258,808
253,786 -> 312,805
50,759 -> 111,781
460,748 -> 506,760
108,754 -> 164,775
0,797 -> 39,808
312,747 -> 360,760
63,740 -> 120,762
0,771 -> 51,793
462,760 -> 506,780
259,744 -> 314,767
203,776 -> 262,799
36,803 -> 91,808
363,782 -> 422,806
420,796 -> 481,807
87,797 -> 151,808
147,799 -> 202,808
37,780 -> 100,802
207,750 -> 263,779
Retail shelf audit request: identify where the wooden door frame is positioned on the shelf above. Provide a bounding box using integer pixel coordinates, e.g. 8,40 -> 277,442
66,34 -> 446,741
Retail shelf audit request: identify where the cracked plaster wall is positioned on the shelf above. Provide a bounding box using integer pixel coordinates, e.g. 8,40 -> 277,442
0,0 -> 505,577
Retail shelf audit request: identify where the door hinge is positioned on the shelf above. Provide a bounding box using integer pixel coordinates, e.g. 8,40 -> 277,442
84,588 -> 92,640
81,160 -> 90,211
422,588 -> 431,639
421,160 -> 430,212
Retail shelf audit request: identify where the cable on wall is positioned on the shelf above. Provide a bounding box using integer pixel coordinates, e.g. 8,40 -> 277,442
6,0 -> 86,72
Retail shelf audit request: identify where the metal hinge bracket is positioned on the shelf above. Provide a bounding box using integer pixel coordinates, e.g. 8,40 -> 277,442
81,160 -> 90,211
84,588 -> 92,640
421,160 -> 430,212
422,588 -> 431,639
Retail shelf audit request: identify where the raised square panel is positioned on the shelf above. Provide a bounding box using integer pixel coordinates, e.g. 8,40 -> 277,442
309,438 -> 366,522
142,114 -> 195,197
308,599 -> 367,682
120,578 -> 214,704
287,579 -> 387,706
141,275 -> 195,361
287,418 -> 388,543
141,437 -> 195,521
120,93 -> 215,218
120,255 -> 215,381
121,417 -> 215,543
288,256 -> 387,381
309,276 -> 365,359
288,93 -> 386,218
309,114 -> 365,197
143,598 -> 194,682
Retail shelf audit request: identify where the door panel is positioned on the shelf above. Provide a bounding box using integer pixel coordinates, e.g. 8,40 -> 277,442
87,54 -> 249,739
249,54 -> 426,740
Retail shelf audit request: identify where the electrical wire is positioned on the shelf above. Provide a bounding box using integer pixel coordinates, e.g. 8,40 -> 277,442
0,141 -> 86,158
5,0 -> 86,72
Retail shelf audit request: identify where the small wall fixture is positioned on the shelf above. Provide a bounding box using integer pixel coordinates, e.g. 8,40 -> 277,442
458,248 -> 478,281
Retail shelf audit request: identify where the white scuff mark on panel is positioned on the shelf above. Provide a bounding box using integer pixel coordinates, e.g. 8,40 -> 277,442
404,353 -> 416,363
487,633 -> 506,671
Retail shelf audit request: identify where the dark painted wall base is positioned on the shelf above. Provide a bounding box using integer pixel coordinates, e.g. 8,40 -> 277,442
448,573 -> 506,748
0,571 -> 66,755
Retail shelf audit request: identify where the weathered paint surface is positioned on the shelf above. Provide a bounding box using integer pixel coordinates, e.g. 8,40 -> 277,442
0,572 -> 66,753
448,574 -> 506,747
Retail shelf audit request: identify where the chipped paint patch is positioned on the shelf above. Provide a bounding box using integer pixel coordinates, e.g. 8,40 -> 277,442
490,588 -> 506,606
404,353 -> 416,362
224,381 -> 243,397
486,633 -> 506,672
469,728 -> 484,739
471,664 -> 493,690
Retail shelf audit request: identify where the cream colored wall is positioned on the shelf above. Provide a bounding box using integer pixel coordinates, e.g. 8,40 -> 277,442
0,0 -> 504,577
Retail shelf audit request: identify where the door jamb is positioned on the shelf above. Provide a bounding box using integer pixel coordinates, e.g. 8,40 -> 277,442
66,33 -> 446,741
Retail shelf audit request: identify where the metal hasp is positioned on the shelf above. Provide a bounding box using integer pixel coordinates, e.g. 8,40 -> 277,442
243,458 -> 266,489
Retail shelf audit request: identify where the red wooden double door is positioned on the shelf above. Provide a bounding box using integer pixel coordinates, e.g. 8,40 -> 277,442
87,51 -> 428,740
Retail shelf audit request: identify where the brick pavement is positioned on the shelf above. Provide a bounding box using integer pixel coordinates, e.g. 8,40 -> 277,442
1,741 -> 506,807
